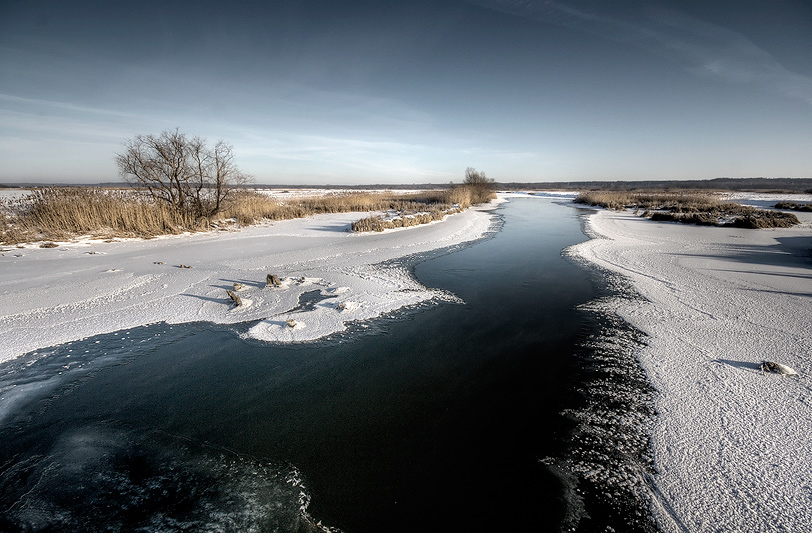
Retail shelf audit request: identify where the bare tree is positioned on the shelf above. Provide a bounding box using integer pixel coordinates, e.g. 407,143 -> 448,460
208,140 -> 248,214
115,129 -> 250,217
462,167 -> 496,203
464,167 -> 492,187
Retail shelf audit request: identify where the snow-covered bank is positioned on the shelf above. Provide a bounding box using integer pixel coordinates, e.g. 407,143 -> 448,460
0,207 -> 494,363
570,207 -> 812,531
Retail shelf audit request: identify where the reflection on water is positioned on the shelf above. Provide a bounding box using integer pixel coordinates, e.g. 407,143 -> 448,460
0,198 -> 651,532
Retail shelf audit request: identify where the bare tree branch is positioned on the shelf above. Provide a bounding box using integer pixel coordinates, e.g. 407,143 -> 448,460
115,129 -> 252,218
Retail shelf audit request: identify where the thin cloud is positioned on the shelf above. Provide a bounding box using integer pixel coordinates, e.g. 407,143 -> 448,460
0,93 -> 136,119
646,8 -> 812,105
470,0 -> 812,106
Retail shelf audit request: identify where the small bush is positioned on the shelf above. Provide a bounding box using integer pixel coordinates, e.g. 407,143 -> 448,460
460,167 -> 497,205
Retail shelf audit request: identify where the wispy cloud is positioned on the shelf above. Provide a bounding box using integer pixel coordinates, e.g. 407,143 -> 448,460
645,8 -> 812,105
0,93 -> 177,144
470,0 -> 812,106
0,93 -> 134,118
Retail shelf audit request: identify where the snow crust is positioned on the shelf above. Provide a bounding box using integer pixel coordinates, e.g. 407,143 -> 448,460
570,205 -> 812,532
0,207 -> 493,363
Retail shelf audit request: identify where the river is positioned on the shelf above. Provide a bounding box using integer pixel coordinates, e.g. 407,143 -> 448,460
0,197 -> 656,532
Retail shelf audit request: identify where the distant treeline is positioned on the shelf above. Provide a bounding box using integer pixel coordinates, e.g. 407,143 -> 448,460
498,177 -> 812,193
0,182 -> 453,190
3,177 -> 811,193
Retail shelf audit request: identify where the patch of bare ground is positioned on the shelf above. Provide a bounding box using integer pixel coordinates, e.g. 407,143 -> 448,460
575,191 -> 799,229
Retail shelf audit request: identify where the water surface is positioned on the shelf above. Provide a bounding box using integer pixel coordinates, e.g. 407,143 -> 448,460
0,198 -> 614,532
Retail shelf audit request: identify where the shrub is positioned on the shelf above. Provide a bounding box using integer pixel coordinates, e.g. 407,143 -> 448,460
459,167 -> 497,205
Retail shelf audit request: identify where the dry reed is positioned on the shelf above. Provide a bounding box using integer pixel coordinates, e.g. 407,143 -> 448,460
575,190 -> 799,228
574,191 -> 720,211
1,188 -> 205,244
775,201 -> 812,212
1,187 -> 482,244
350,207 -> 463,232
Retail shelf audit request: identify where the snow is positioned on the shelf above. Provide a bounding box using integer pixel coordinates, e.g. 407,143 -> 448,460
4,187 -> 812,530
721,191 -> 812,210
0,206 -> 494,363
570,203 -> 812,532
0,188 -> 32,199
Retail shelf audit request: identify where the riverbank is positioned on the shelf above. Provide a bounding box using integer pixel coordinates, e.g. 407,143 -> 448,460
0,206 -> 494,363
570,203 -> 812,531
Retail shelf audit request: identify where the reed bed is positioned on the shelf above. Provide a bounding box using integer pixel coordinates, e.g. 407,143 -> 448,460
574,191 -> 799,228
350,207 -> 463,232
775,201 -> 812,212
346,186 -> 493,232
1,187 -> 484,244
219,190 -> 463,226
574,191 -> 721,211
1,188 -> 205,244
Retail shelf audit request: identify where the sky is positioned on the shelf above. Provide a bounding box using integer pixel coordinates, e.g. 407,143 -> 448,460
1,0 -> 811,185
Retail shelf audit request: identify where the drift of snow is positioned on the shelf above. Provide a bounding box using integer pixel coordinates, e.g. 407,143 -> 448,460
570,204 -> 812,532
0,207 -> 493,363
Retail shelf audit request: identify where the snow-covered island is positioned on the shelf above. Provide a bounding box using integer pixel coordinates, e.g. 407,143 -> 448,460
571,195 -> 812,532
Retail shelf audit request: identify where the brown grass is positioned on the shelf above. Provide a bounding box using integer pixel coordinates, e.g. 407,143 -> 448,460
1,188 -> 204,244
775,201 -> 812,212
574,191 -> 720,211
574,190 -> 799,228
218,190 -> 464,225
347,185 -> 495,232
350,207 -> 463,232
1,187 -> 488,244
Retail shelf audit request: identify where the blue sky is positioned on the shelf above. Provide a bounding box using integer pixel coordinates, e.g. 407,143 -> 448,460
1,0 -> 811,184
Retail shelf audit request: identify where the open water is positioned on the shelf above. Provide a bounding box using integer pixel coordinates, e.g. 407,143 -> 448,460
0,198 -> 657,532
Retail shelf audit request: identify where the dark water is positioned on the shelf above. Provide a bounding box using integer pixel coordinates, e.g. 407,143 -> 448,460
0,198 -> 655,532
